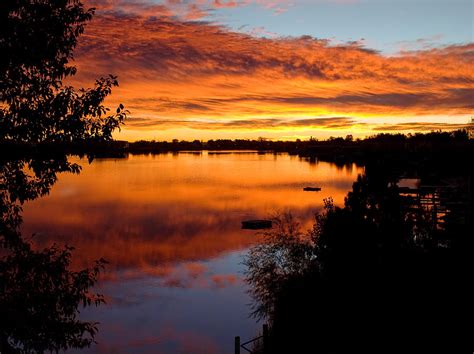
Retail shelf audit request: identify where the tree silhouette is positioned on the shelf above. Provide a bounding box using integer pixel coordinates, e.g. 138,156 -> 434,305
0,157 -> 108,352
0,0 -> 127,143
245,161 -> 470,353
1,0 -> 127,351
244,213 -> 315,320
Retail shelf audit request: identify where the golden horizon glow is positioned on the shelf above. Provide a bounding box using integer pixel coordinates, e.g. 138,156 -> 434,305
68,1 -> 474,141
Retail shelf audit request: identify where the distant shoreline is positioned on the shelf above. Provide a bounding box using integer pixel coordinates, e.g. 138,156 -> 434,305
1,130 -> 473,169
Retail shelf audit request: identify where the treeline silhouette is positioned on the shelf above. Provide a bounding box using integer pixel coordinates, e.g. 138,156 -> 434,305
88,129 -> 474,157
2,130 -> 472,160
245,152 -> 472,353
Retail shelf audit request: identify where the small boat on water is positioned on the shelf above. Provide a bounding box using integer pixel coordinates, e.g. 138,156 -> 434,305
303,187 -> 321,192
242,219 -> 272,230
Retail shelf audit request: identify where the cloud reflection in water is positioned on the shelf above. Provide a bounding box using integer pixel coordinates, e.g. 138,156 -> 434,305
21,153 -> 362,353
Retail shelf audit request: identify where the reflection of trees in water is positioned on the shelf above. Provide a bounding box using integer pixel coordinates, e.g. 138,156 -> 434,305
0,157 -> 107,352
245,160 -> 471,353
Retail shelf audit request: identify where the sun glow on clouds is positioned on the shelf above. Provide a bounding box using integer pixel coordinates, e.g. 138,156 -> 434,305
74,0 -> 474,140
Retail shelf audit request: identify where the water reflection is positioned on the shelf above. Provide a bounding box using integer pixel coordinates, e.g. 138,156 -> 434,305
18,152 -> 362,353
22,153 -> 362,274
0,156 -> 105,353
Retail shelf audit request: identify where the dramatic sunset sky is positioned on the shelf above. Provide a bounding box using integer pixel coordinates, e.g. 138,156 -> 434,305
74,0 -> 473,141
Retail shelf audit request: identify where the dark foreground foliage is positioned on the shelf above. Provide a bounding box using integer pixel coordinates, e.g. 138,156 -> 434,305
0,157 -> 108,353
0,0 -> 127,144
245,158 -> 472,353
1,0 -> 126,351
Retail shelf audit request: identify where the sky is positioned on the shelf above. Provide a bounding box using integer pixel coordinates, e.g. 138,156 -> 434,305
73,0 -> 474,141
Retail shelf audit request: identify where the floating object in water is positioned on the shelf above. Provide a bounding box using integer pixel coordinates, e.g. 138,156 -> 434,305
242,219 -> 272,230
303,187 -> 321,192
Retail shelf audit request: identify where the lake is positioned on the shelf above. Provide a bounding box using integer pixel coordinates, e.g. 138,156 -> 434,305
20,152 -> 363,354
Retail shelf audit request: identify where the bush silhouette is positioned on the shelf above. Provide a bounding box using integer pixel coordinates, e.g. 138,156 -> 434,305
245,161 -> 470,353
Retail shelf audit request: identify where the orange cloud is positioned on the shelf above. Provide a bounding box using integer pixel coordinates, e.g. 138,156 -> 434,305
372,122 -> 473,131
71,2 -> 473,140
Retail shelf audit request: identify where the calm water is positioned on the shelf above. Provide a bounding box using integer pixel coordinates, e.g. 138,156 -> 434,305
21,152 -> 363,354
